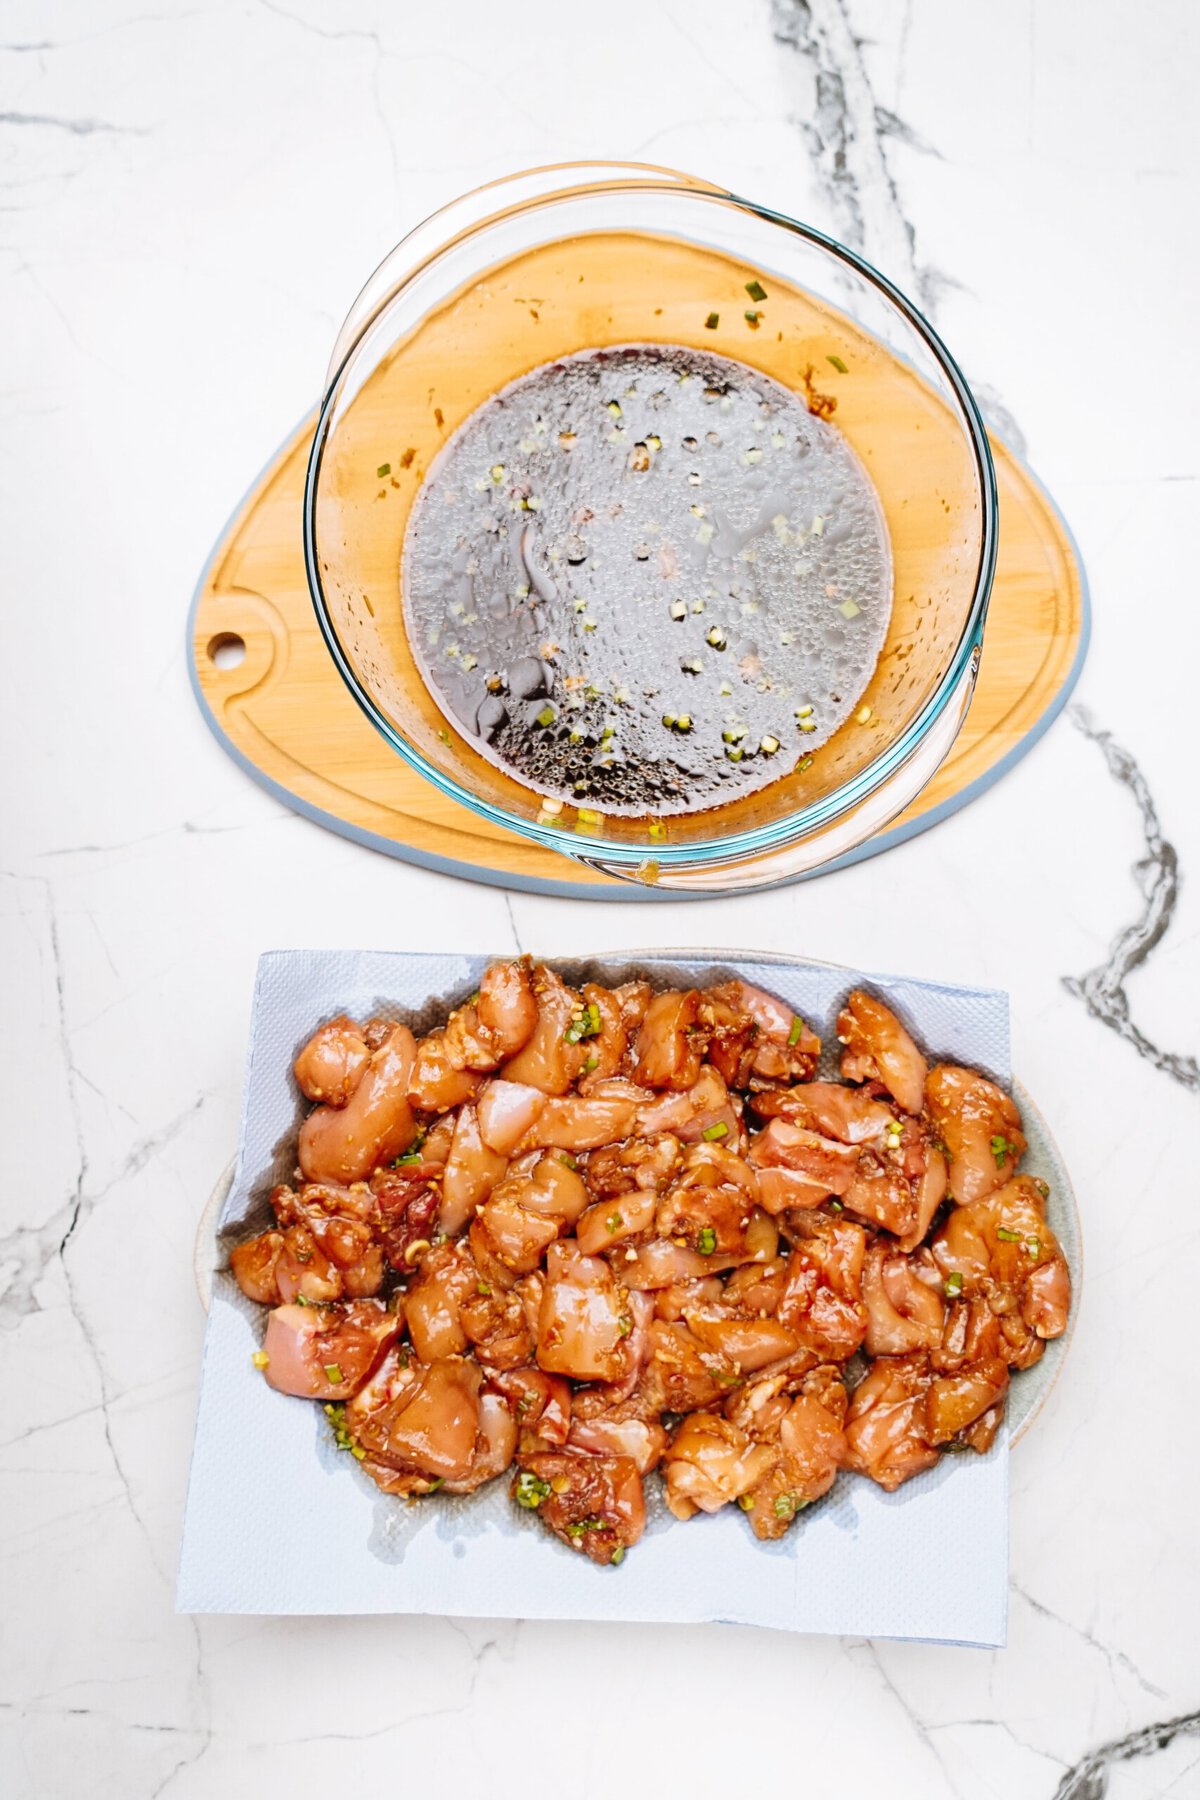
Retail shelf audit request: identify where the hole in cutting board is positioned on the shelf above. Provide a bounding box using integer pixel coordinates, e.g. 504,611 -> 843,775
207,632 -> 246,670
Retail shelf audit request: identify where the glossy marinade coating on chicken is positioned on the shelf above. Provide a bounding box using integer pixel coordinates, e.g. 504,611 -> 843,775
230,962 -> 1071,1563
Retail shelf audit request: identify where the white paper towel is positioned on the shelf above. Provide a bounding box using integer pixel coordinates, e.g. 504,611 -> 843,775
177,950 -> 1010,1645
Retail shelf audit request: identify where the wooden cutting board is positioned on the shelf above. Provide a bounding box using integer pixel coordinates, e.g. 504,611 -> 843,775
189,417 -> 1086,897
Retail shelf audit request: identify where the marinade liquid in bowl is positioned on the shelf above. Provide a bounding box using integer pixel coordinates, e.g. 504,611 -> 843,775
402,344 -> 892,817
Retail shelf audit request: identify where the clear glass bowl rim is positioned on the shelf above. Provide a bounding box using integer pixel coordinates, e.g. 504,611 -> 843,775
304,161 -> 999,870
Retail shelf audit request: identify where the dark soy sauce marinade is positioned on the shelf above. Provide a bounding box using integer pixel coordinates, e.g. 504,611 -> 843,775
401,345 -> 892,818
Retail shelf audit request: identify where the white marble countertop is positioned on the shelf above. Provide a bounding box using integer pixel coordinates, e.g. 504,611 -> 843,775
3,1 -> 1199,1794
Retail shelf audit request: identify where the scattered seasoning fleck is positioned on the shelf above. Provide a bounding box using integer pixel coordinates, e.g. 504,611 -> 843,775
944,1271 -> 964,1298
745,279 -> 768,302
704,311 -> 720,330
697,1226 -> 718,1254
616,1314 -> 633,1338
827,354 -> 848,374
702,1121 -> 729,1142
827,1197 -> 843,1212
583,1053 -> 599,1074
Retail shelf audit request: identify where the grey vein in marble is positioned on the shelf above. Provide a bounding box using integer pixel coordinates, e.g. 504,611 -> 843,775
771,0 -> 937,310
1064,707 -> 1200,1094
770,0 -> 1025,455
1052,1708 -> 1200,1799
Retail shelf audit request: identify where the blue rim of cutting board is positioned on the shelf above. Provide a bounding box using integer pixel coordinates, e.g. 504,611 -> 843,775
187,417 -> 1091,901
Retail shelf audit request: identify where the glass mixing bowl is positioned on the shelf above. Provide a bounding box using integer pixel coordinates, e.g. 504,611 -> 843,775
304,163 -> 997,892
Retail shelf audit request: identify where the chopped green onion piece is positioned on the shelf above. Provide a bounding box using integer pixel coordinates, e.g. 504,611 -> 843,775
1025,1238 -> 1041,1257
827,1198 -> 843,1212
738,1493 -> 756,1511
564,1001 -> 603,1044
535,705 -> 556,728
704,312 -> 720,330
583,1053 -> 599,1074
425,1477 -> 444,1492
944,1271 -> 964,1298
559,1153 -> 579,1170
606,1212 -> 624,1235
697,1226 -> 717,1255
827,354 -> 848,374
773,1494 -> 796,1519
744,309 -> 761,327
610,1545 -> 625,1565
787,1016 -> 805,1047
377,462 -> 391,478
515,1470 -> 551,1509
616,1314 -> 632,1338
323,1363 -> 343,1385
702,1121 -> 729,1142
477,1281 -> 492,1297
745,279 -> 767,302
996,1227 -> 1022,1243
990,1134 -> 1017,1167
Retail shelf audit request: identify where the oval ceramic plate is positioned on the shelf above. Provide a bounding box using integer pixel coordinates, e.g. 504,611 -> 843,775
194,949 -> 1081,1446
